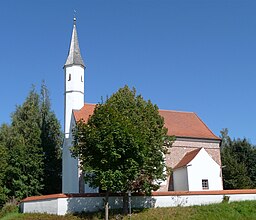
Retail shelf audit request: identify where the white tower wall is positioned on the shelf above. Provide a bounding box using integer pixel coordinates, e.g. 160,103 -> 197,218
62,18 -> 85,193
62,65 -> 84,193
64,65 -> 84,138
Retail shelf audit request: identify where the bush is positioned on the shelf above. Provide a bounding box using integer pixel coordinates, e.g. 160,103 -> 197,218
0,200 -> 19,218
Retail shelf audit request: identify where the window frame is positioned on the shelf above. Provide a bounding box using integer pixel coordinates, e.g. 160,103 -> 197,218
202,179 -> 209,190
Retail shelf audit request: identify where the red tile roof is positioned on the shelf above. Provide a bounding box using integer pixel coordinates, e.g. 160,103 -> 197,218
73,104 -> 220,140
173,148 -> 202,170
159,109 -> 219,140
73,103 -> 95,122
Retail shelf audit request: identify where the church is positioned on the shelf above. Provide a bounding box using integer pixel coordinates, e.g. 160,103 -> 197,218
62,18 -> 223,194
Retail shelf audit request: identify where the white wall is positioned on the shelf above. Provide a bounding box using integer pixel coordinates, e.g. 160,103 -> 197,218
63,64 -> 84,193
62,137 -> 79,193
62,113 -> 99,194
62,115 -> 79,193
64,65 -> 84,138
173,168 -> 189,191
21,192 -> 256,215
21,199 -> 59,215
187,148 -> 222,191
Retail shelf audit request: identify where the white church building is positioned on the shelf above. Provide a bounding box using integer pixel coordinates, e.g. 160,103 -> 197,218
62,18 -> 223,194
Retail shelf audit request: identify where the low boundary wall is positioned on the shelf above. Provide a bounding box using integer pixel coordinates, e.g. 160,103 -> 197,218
20,189 -> 256,215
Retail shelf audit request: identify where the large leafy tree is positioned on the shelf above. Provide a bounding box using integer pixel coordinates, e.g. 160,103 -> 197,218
220,129 -> 255,189
72,86 -> 171,217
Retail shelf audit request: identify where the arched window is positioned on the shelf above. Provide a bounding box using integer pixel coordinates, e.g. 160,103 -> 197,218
81,75 -> 83,82
68,74 -> 71,81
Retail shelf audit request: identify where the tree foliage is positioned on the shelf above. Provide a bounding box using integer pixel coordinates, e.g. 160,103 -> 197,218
73,86 -> 171,218
5,88 -> 44,199
72,86 -> 171,195
40,82 -> 62,194
0,83 -> 62,206
0,127 -> 8,206
221,129 -> 256,189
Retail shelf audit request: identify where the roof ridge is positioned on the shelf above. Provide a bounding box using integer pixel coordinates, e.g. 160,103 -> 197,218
159,109 -> 194,114
83,103 -> 97,106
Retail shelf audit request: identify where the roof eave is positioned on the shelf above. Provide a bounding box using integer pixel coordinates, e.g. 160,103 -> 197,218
63,63 -> 85,69
175,136 -> 221,142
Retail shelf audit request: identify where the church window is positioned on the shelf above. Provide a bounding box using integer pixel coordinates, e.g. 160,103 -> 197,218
68,74 -> 71,81
202,179 -> 209,190
81,75 -> 83,82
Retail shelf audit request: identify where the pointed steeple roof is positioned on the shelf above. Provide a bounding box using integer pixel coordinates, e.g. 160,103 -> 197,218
64,18 -> 85,67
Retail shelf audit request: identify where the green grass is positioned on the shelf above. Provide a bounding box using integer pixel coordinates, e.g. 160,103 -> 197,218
2,200 -> 256,220
122,201 -> 256,220
1,212 -> 22,220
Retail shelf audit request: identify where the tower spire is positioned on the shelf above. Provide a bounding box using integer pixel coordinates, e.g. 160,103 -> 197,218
64,17 -> 85,67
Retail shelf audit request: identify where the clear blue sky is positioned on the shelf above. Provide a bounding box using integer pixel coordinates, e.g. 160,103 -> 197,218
1,0 -> 256,143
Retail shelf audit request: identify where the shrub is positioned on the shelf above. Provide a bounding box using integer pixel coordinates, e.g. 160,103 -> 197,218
0,199 -> 19,218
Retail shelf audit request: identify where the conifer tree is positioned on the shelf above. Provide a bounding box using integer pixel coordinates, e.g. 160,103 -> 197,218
221,129 -> 255,189
0,125 -> 8,206
5,88 -> 44,199
40,82 -> 62,194
0,84 -> 63,204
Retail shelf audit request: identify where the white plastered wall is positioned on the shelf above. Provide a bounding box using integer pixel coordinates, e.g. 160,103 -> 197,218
173,167 -> 189,191
21,192 -> 256,215
64,65 -> 84,138
62,114 -> 79,193
187,148 -> 223,191
62,113 -> 99,194
63,63 -> 84,193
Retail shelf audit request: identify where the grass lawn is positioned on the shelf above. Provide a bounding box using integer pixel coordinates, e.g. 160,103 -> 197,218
2,200 -> 256,220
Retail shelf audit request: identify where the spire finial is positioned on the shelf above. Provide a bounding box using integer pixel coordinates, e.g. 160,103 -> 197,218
73,10 -> 77,25
64,10 -> 85,68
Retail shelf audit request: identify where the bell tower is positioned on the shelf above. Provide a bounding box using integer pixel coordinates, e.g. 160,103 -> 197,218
62,17 -> 85,193
64,17 -> 85,138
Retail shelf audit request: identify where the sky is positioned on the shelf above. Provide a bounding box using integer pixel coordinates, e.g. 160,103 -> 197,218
1,0 -> 256,143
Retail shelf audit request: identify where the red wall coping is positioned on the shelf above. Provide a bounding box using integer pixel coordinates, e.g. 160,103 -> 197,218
21,189 -> 256,202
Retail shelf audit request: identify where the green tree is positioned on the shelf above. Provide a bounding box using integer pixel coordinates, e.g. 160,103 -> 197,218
0,84 -> 62,203
40,82 -> 62,194
220,128 -> 229,149
72,86 -> 172,218
0,125 -> 9,206
221,146 -> 253,189
220,129 -> 255,189
5,88 -> 44,199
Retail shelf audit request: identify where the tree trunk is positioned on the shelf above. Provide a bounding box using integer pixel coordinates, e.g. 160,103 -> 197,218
104,191 -> 110,220
123,192 -> 129,215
